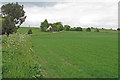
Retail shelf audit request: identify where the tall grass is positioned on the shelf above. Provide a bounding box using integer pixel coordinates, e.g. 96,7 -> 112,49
2,33 -> 43,78
0,35 -> 2,79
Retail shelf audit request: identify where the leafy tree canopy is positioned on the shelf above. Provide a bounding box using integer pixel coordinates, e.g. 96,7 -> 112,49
40,19 -> 49,32
117,28 -> 120,31
75,27 -> 82,31
86,28 -> 91,32
64,25 -> 71,31
1,2 -> 26,28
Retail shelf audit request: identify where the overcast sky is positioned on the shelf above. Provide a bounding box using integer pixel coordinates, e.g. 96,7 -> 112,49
0,0 -> 119,29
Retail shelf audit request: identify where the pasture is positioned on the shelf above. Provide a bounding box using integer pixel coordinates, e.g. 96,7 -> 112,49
2,27 -> 118,78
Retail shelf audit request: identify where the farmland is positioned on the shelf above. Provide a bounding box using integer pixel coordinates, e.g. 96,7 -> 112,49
2,27 -> 118,78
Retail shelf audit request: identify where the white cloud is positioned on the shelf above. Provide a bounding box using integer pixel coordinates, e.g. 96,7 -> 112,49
1,0 -> 119,2
1,1 -> 118,29
0,2 -> 3,9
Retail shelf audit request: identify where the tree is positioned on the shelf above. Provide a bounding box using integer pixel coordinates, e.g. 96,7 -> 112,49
86,28 -> 91,32
50,22 -> 63,32
40,19 -> 49,32
56,23 -> 64,31
117,28 -> 120,31
56,25 -> 61,32
95,28 -> 99,32
2,16 -> 16,37
1,2 -> 26,36
64,25 -> 70,31
91,27 -> 94,29
75,27 -> 82,31
1,2 -> 26,28
56,24 -> 63,32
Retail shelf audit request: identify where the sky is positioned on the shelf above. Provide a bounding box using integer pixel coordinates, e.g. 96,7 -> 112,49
0,0 -> 119,29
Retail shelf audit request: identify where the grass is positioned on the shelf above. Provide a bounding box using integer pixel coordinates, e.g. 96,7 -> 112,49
0,18 -> 2,79
0,35 -> 2,79
2,33 -> 43,78
2,27 -> 118,78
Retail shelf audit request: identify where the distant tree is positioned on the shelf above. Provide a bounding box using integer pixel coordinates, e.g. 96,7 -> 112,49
75,27 -> 83,31
70,28 -> 75,31
56,25 -> 61,32
2,16 -> 16,37
91,27 -> 94,29
50,23 -> 56,31
86,28 -> 91,32
54,22 -> 63,31
117,28 -> 120,31
95,28 -> 99,32
1,2 -> 26,28
54,22 -> 62,25
40,19 -> 49,32
64,25 -> 70,31
28,29 -> 32,34
50,22 -> 64,32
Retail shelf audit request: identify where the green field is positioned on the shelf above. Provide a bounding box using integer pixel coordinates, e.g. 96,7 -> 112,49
2,27 -> 118,78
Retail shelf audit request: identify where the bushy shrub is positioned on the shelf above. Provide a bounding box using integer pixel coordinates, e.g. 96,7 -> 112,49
117,28 -> 120,31
64,25 -> 71,31
95,28 -> 99,32
86,28 -> 91,32
28,29 -> 32,34
94,28 -> 99,32
70,28 -> 75,31
75,27 -> 82,31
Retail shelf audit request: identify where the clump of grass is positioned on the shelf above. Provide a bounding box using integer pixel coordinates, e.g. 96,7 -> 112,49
28,29 -> 32,34
2,33 -> 43,78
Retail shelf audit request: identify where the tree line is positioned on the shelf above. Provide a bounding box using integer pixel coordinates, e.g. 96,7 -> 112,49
40,19 -> 100,32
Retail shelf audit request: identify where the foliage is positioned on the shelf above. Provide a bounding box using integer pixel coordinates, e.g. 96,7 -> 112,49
0,35 -> 1,80
70,27 -> 76,31
2,16 -> 16,36
1,2 -> 26,36
69,27 -> 82,31
86,28 -> 91,32
56,22 -> 64,31
64,25 -> 71,31
28,29 -> 32,34
117,28 -> 120,31
95,28 -> 99,32
32,64 -> 44,78
91,27 -> 94,29
40,19 -> 49,32
1,2 -> 26,28
47,22 -> 64,32
75,27 -> 83,31
2,33 -> 43,78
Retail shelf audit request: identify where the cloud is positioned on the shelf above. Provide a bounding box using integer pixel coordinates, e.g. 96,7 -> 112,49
0,2 -> 3,9
1,0 -> 119,2
1,1 -> 118,29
